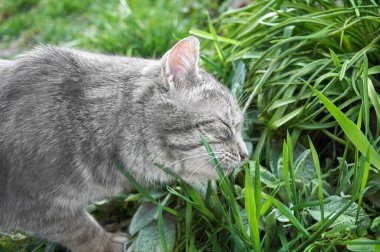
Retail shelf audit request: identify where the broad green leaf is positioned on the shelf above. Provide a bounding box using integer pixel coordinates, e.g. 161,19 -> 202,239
271,208 -> 291,223
239,209 -> 249,232
134,217 -> 176,252
269,141 -> 283,176
371,216 -> 380,232
307,196 -> 370,229
340,238 -> 380,252
250,160 -> 279,188
294,193 -> 365,252
129,203 -> 158,236
295,145 -> 317,183
293,149 -> 314,182
322,224 -> 357,237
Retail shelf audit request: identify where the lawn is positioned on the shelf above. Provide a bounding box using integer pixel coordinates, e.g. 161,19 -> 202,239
1,0 -> 380,251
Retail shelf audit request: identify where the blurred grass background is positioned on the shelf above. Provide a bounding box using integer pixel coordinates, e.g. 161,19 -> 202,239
0,0 -> 219,57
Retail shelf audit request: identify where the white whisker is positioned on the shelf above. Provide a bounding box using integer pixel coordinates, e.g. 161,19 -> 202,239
186,156 -> 218,183
165,151 -> 227,166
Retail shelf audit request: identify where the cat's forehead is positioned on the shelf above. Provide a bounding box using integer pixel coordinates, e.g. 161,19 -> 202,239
176,69 -> 243,125
221,92 -> 243,126
199,82 -> 243,126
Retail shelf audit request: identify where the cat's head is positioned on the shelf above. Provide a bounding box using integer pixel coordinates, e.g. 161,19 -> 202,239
131,37 -> 248,184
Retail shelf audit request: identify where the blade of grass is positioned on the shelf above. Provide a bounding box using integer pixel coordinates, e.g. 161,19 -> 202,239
356,156 -> 370,224
362,54 -> 370,137
308,137 -> 324,224
200,135 -> 250,242
329,48 -> 340,67
367,78 -> 380,124
254,154 -> 262,221
282,141 -> 291,201
185,203 -> 192,252
245,163 -> 261,251
114,161 -> 181,217
286,132 -> 300,220
189,28 -> 239,45
158,205 -> 169,252
309,86 -> 380,170
206,12 -> 225,62
165,186 -> 214,221
262,193 -> 310,238
154,163 -> 216,220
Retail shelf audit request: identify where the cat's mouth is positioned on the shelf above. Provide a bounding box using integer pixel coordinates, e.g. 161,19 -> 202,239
218,158 -> 241,175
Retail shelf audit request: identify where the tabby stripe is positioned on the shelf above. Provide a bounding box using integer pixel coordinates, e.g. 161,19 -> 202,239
167,119 -> 215,133
168,141 -> 220,151
167,143 -> 204,151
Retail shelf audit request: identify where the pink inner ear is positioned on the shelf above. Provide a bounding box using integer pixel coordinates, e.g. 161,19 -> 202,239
167,37 -> 199,79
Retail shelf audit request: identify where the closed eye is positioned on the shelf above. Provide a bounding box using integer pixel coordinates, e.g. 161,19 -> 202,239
220,120 -> 233,137
197,120 -> 232,141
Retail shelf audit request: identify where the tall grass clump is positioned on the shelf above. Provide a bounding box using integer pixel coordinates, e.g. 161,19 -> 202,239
193,1 -> 380,155
180,0 -> 380,251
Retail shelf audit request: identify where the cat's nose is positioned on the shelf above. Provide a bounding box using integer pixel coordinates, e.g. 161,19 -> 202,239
236,135 -> 248,161
239,150 -> 248,161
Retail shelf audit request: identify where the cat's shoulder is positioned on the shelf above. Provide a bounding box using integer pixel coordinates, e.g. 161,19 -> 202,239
5,45 -> 81,74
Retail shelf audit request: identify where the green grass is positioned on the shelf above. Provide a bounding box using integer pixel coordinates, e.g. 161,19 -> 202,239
187,0 -> 380,250
0,0 -> 216,57
1,0 -> 380,251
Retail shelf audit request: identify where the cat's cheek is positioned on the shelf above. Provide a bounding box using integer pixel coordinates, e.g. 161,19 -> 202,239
182,161 -> 220,183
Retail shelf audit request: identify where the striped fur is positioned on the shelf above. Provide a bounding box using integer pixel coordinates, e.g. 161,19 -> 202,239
0,37 -> 247,251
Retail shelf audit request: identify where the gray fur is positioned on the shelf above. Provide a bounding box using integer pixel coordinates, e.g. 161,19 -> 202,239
0,37 -> 247,251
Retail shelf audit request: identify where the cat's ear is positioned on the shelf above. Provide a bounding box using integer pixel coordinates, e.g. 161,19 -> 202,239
161,36 -> 200,89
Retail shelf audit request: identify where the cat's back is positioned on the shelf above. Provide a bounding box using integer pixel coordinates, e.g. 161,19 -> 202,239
0,59 -> 15,83
0,45 -> 154,116
0,45 -> 153,89
0,46 -> 97,128
0,59 -> 12,68
0,46 -> 155,157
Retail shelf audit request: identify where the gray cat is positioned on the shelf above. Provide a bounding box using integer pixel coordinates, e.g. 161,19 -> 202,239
0,36 -> 248,252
